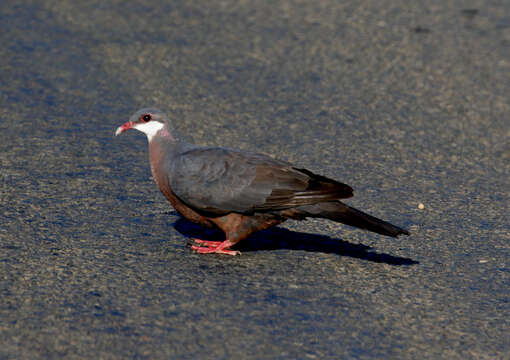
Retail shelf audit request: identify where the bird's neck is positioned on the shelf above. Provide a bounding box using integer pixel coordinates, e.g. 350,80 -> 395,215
148,137 -> 178,188
155,127 -> 177,142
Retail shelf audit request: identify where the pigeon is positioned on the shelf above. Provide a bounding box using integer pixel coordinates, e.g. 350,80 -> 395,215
115,108 -> 409,255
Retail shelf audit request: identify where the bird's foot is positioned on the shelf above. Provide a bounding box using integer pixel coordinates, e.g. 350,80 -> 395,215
191,239 -> 240,256
192,239 -> 222,247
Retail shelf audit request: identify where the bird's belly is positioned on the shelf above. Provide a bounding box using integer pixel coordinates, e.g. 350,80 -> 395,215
211,212 -> 285,242
165,189 -> 215,228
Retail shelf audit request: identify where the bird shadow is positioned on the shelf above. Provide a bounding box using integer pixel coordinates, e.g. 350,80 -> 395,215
171,216 -> 418,266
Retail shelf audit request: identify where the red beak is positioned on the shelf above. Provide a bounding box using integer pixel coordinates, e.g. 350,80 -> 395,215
115,121 -> 134,136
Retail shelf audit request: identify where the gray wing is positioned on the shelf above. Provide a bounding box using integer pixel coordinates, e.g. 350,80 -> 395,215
169,147 -> 353,215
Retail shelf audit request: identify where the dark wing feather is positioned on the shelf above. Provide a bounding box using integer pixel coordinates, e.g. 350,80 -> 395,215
169,147 -> 353,215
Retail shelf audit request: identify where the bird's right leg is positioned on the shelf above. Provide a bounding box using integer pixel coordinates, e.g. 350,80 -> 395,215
192,239 -> 222,247
191,239 -> 240,255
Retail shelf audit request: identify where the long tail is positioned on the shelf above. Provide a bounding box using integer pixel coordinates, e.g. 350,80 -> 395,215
297,201 -> 410,238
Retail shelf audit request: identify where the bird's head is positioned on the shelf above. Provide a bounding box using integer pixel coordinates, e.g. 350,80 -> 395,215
115,108 -> 176,142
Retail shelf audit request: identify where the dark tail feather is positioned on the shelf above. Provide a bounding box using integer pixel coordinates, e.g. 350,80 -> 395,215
299,202 -> 410,238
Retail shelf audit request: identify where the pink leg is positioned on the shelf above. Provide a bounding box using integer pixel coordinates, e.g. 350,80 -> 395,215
191,239 -> 240,255
192,239 -> 222,247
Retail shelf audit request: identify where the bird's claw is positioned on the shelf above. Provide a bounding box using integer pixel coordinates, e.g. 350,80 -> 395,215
190,239 -> 240,255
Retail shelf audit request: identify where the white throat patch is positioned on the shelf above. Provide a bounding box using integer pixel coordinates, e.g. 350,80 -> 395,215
134,121 -> 165,142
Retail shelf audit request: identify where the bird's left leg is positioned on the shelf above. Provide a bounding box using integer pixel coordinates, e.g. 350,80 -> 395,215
191,213 -> 281,255
190,213 -> 246,255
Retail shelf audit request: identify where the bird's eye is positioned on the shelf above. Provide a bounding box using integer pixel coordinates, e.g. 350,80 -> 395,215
142,114 -> 151,122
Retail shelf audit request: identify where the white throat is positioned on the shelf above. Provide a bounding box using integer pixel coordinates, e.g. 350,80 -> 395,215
134,121 -> 165,142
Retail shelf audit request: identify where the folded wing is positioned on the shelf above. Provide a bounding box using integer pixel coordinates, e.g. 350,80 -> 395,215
169,147 -> 353,215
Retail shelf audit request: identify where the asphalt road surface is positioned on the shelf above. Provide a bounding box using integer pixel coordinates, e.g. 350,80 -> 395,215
1,1 -> 509,359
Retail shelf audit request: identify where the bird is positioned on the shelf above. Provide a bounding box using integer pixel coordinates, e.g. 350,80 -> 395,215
115,108 -> 409,255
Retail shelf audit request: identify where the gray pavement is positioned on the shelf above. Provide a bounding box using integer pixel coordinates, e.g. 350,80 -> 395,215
1,1 -> 509,359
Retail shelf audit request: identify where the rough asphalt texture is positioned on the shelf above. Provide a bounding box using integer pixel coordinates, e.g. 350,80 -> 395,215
1,1 -> 509,359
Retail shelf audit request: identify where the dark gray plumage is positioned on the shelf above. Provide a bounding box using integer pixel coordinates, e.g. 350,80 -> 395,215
170,147 -> 353,215
116,108 -> 409,255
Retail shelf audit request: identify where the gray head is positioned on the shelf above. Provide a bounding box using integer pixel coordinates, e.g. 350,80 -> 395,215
115,108 -> 177,142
